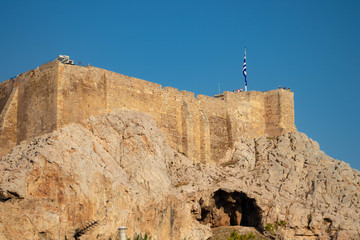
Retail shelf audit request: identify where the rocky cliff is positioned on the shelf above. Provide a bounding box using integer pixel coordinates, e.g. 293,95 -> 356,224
0,110 -> 359,240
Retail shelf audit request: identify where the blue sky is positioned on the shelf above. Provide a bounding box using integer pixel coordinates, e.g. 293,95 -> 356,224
1,1 -> 359,170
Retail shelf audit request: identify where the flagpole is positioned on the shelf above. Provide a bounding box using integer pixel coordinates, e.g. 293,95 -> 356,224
245,48 -> 247,92
243,47 -> 247,91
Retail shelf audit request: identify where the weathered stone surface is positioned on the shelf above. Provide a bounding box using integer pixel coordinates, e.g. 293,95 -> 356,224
0,110 -> 359,240
186,132 -> 360,239
0,110 -> 210,240
0,61 -> 296,163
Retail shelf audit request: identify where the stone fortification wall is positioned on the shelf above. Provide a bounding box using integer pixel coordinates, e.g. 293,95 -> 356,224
0,61 -> 296,162
0,62 -> 59,156
0,80 -> 18,157
16,62 -> 59,143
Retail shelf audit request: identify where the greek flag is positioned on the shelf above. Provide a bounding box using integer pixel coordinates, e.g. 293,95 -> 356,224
243,48 -> 247,88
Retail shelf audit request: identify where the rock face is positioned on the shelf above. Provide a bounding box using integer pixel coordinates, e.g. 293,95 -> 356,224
0,110 -> 359,240
190,134 -> 360,239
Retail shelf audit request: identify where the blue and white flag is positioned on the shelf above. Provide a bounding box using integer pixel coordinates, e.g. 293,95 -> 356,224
243,48 -> 247,88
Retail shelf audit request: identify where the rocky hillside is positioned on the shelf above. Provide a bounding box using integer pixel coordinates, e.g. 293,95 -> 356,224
0,110 -> 359,240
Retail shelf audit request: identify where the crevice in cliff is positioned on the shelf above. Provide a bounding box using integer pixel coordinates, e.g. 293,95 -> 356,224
195,189 -> 262,231
0,190 -> 23,202
0,197 -> 11,202
7,190 -> 22,199
254,139 -> 259,164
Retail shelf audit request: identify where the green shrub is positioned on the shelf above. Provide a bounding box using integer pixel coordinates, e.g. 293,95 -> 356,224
265,220 -> 286,237
227,231 -> 255,240
128,232 -> 154,240
265,223 -> 275,235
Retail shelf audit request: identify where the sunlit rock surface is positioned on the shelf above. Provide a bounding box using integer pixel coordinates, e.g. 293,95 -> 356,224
0,110 -> 359,239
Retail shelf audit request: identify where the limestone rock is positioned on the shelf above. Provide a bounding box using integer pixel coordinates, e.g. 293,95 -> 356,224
0,110 -> 210,240
0,110 -> 359,240
186,132 -> 360,239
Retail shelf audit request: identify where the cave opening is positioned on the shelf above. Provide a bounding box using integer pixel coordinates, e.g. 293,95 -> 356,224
196,189 -> 262,230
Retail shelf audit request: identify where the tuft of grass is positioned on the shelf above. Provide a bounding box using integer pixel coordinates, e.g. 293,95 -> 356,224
265,220 -> 286,237
227,231 -> 255,240
128,232 -> 154,240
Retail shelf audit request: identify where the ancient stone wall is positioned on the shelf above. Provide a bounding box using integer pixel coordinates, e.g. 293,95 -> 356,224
0,61 -> 296,162
0,84 -> 18,157
0,79 -> 14,113
0,62 -> 58,156
16,62 -> 58,143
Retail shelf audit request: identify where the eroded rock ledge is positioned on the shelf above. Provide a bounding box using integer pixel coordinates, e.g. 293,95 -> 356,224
0,110 -> 359,240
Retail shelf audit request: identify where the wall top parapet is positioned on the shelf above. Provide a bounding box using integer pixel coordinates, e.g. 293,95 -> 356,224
1,60 -> 293,102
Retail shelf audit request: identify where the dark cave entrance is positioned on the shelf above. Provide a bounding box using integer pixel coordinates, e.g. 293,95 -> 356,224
214,189 -> 261,227
195,189 -> 262,230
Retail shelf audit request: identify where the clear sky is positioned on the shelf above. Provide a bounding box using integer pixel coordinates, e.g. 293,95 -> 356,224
1,1 -> 359,170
